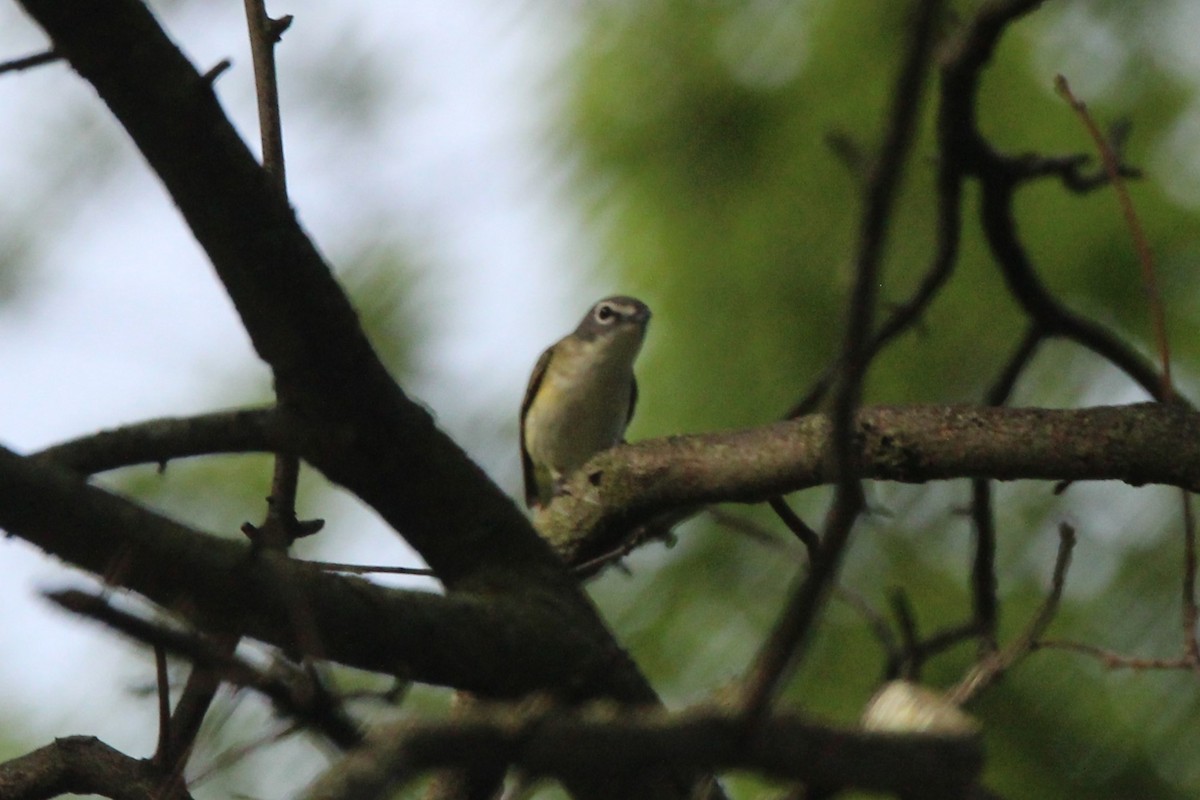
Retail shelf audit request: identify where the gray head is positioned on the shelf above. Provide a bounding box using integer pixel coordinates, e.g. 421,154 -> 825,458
571,296 -> 651,342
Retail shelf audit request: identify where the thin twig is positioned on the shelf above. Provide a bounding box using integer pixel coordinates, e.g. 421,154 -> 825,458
914,620 -> 984,664
1054,76 -> 1198,668
0,48 -> 59,75
188,722 -> 305,788
243,0 -> 289,191
1181,492 -> 1200,665
947,523 -> 1075,705
202,59 -> 232,85
767,497 -> 819,557
308,560 -> 436,577
984,325 -> 1045,407
969,327 -> 1045,651
1054,75 -> 1170,397
46,589 -> 364,748
165,5 -> 303,786
835,588 -> 905,680
239,0 -> 307,552
968,478 -> 999,650
155,646 -> 173,760
569,511 -> 688,579
1034,640 -> 1192,670
739,0 -> 946,724
891,590 -> 924,679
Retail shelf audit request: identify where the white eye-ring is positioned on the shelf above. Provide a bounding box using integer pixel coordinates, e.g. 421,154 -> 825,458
595,303 -> 616,322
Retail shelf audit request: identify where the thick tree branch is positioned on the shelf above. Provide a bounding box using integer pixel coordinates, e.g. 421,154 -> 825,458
31,407 -> 286,474
304,705 -> 982,800
9,402 -> 1187,709
0,446 -> 633,700
12,0 -> 578,602
13,4 -> 670,757
540,403 -> 1200,565
0,736 -> 191,800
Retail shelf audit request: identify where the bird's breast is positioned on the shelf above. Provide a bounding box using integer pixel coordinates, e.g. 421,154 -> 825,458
524,356 -> 634,478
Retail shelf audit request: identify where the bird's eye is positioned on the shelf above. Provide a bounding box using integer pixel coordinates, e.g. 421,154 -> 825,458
596,304 -> 615,322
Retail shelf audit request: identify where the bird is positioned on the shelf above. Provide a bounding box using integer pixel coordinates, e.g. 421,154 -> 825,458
520,296 -> 651,508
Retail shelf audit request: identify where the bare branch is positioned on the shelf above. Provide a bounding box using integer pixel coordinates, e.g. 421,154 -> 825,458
47,589 -> 364,748
542,404 -> 1200,567
1055,74 -> 1170,397
242,0 -> 305,554
243,0 -> 289,191
13,0 -> 672,747
32,407 -> 286,475
0,736 -> 192,800
0,48 -> 59,75
767,496 -> 819,556
1180,492 -> 1200,664
304,704 -> 982,800
0,446 -> 632,699
13,0 -> 574,598
309,561 -> 435,577
1035,640 -> 1193,671
948,523 -> 1076,705
969,326 -> 1046,649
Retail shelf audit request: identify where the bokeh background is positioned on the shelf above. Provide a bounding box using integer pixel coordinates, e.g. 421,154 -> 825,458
4,1 -> 1200,797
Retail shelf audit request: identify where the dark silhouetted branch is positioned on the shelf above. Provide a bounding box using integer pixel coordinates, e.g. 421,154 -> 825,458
0,48 -> 59,74
304,705 -> 982,800
0,736 -> 191,800
32,408 -> 286,475
47,589 -> 364,748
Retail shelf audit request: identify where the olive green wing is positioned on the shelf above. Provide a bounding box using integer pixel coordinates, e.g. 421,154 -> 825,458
520,346 -> 553,508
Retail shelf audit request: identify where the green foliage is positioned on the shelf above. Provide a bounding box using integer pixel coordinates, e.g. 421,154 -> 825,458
564,0 -> 1200,796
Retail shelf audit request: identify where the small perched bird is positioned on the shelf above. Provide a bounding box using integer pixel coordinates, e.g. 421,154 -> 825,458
520,296 -> 651,508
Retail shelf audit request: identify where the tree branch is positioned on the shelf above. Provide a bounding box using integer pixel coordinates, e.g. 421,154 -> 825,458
540,403 -> 1200,566
741,0 -> 947,722
47,589 -> 364,749
9,401 -> 1189,718
948,523 -> 1076,705
12,0 -> 576,599
0,446 -> 630,700
31,407 -> 286,474
13,1 -> 669,745
0,736 -> 191,800
304,704 -> 982,800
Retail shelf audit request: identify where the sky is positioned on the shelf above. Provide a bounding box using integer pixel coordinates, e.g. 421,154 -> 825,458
0,2 -> 603,794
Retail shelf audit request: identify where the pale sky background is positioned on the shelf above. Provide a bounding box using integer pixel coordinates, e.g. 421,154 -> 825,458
0,2 -> 603,795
